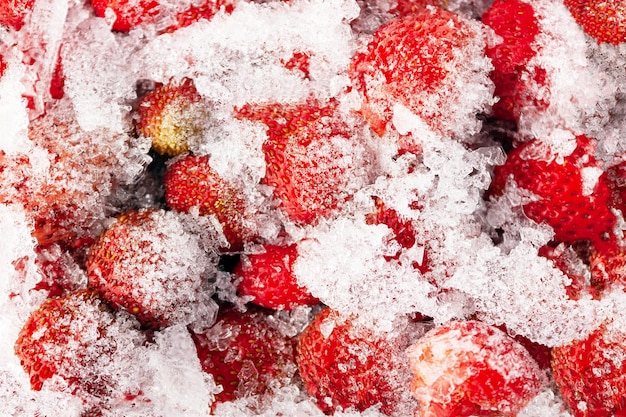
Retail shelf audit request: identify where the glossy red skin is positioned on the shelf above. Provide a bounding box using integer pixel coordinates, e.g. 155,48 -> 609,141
235,243 -> 319,310
564,0 -> 626,45
191,308 -> 297,406
552,324 -> 626,417
490,135 -> 616,251
296,308 -> 407,415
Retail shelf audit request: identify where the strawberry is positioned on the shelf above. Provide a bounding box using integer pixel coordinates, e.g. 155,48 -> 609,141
281,51 -> 311,79
160,0 -> 237,34
348,7 -> 492,137
234,242 -> 319,310
489,134 -> 617,250
406,320 -> 546,417
564,0 -> 626,45
551,322 -> 626,417
538,242 -> 598,299
482,0 -> 547,122
605,159 -> 626,216
137,78 -> 208,157
90,0 -> 160,32
14,289 -> 144,404
296,308 -> 418,415
163,153 -> 257,251
0,0 -> 35,30
589,242 -> 626,291
190,307 -> 298,406
235,99 -> 372,225
86,208 -> 218,329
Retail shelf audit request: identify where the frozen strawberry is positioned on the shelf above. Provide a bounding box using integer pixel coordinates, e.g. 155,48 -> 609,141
164,153 -> 257,251
349,7 -> 493,138
297,308 -> 419,415
407,320 -> 546,417
281,51 -> 311,79
482,0 -> 547,122
91,0 -> 160,32
0,110 -> 133,247
234,242 -> 319,310
14,289 -> 144,404
538,242 -> 598,299
86,208 -> 218,329
389,0 -> 444,18
235,99 -> 373,225
564,0 -> 626,45
551,322 -> 626,417
489,134 -> 617,250
160,0 -> 237,33
0,0 -> 35,30
605,159 -> 626,216
137,78 -> 208,157
191,307 -> 297,406
589,242 -> 626,290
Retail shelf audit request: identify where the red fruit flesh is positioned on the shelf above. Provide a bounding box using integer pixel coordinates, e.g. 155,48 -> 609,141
0,0 -> 35,30
407,320 -> 546,417
235,243 -> 319,310
191,308 -> 297,406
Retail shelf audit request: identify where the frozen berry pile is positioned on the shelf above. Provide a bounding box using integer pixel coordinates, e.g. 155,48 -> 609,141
1,0 -> 626,415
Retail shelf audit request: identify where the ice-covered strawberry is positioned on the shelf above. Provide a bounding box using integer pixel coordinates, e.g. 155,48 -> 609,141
551,322 -> 626,417
489,133 -> 616,250
235,99 -> 374,225
86,208 -> 219,329
14,289 -> 145,406
137,78 -> 208,157
482,0 -> 545,123
406,320 -> 546,417
564,0 -> 626,45
349,6 -> 494,138
297,308 -> 420,415
160,0 -> 238,33
0,108 -> 143,247
90,0 -> 160,32
191,307 -> 298,407
0,0 -> 35,30
234,242 -> 319,310
164,153 -> 258,251
589,242 -> 626,291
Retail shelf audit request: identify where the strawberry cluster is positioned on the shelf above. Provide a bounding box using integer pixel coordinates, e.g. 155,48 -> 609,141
2,0 -> 626,416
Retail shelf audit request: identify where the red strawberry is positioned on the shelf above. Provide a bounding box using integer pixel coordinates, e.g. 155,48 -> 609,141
14,289 -> 143,404
235,99 -> 372,225
538,242 -> 598,299
349,7 -> 491,137
551,322 -> 626,417
589,242 -> 626,290
296,308 -> 419,415
137,78 -> 207,157
564,0 -> 626,45
407,320 -> 546,417
160,0 -> 237,34
190,307 -> 298,406
164,153 -> 257,251
605,159 -> 626,216
482,0 -> 547,122
281,51 -> 311,79
489,134 -> 617,250
0,0 -> 35,30
234,242 -> 319,310
86,208 -> 218,329
91,0 -> 160,32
